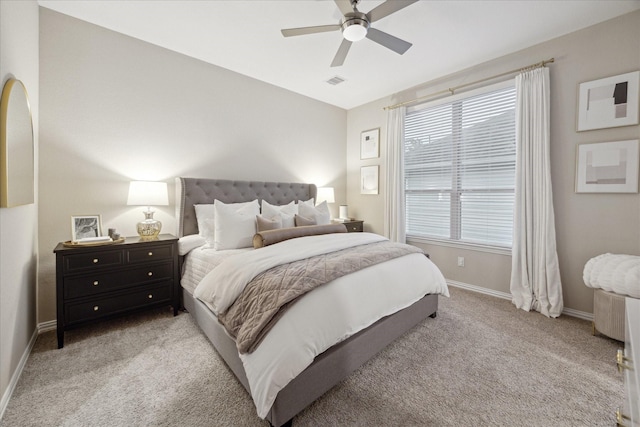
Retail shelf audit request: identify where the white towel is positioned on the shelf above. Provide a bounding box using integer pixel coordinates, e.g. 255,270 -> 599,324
583,253 -> 640,298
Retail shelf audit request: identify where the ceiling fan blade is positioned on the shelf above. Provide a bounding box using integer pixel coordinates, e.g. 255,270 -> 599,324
331,39 -> 352,67
281,24 -> 341,37
366,0 -> 419,23
366,27 -> 412,55
334,0 -> 354,16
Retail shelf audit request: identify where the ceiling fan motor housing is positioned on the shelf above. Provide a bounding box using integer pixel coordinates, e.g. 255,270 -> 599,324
341,12 -> 369,41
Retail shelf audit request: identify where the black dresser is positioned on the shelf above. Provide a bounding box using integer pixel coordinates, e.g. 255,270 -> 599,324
54,234 -> 179,348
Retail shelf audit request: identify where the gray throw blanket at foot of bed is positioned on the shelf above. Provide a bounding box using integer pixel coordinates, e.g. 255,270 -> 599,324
219,240 -> 424,354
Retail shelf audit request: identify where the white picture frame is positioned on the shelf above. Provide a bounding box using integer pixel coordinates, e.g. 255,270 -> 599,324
360,128 -> 380,159
360,165 -> 379,195
71,215 -> 103,242
575,140 -> 639,193
577,71 -> 640,131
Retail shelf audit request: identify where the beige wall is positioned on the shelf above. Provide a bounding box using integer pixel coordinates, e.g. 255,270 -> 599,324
0,0 -> 39,411
347,11 -> 640,314
37,9 -> 347,323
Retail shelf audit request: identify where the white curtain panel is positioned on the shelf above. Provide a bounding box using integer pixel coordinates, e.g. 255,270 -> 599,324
384,106 -> 407,243
510,67 -> 564,318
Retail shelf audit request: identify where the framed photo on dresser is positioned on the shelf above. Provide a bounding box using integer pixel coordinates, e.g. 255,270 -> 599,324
71,215 -> 103,242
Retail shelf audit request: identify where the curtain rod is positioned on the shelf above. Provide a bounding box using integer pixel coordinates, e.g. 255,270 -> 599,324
383,58 -> 555,111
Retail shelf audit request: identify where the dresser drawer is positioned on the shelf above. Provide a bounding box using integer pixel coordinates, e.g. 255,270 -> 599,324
64,262 -> 174,299
345,221 -> 363,232
65,281 -> 172,325
64,250 -> 123,272
127,245 -> 173,263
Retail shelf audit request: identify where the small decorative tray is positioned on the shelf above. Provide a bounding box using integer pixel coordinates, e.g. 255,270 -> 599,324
62,237 -> 125,248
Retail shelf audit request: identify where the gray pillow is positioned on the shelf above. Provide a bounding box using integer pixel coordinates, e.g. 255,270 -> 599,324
256,215 -> 283,232
294,214 -> 316,227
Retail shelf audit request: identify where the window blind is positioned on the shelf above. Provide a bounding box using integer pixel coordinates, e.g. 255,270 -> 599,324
404,82 -> 516,247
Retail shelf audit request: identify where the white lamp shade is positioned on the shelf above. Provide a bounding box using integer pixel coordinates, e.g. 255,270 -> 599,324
316,187 -> 335,205
127,181 -> 169,206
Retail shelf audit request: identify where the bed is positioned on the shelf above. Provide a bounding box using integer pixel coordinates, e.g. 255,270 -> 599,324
175,177 -> 448,426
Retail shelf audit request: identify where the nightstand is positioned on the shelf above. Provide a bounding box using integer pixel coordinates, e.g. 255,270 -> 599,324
335,219 -> 364,232
54,234 -> 180,349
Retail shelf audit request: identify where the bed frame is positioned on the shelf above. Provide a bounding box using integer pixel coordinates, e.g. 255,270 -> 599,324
175,177 -> 439,427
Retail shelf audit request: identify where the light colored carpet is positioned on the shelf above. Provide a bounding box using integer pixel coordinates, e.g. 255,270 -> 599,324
1,287 -> 623,426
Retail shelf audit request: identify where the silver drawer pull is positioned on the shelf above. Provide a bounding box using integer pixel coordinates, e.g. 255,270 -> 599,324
148,251 -> 153,256
93,258 -> 99,264
93,281 -> 99,286
147,272 -> 153,276
148,294 -> 153,299
93,306 -> 99,311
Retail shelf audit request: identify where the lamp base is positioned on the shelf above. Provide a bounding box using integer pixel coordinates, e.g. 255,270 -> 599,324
137,210 -> 162,240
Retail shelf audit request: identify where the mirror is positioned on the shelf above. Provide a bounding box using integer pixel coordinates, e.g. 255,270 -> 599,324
1,78 -> 34,207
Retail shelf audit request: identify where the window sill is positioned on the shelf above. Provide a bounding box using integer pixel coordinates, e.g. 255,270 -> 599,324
407,236 -> 512,256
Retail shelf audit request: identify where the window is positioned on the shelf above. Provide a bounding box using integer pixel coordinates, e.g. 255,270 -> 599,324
404,82 -> 516,248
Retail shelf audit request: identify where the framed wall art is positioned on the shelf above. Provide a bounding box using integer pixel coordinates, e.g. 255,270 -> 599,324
577,71 -> 639,131
575,140 -> 639,193
360,128 -> 380,159
360,165 -> 379,195
71,215 -> 103,241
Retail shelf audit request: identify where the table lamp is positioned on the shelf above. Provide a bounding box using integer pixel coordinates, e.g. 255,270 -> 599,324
316,187 -> 335,205
127,181 -> 168,239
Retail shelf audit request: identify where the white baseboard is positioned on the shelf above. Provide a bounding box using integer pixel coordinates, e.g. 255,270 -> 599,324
0,327 -> 38,421
38,320 -> 57,333
561,307 -> 593,321
0,320 -> 57,420
446,280 -> 593,321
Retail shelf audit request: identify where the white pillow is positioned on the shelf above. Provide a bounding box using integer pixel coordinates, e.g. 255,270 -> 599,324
298,200 -> 330,225
213,199 -> 260,250
298,198 -> 315,207
195,200 -> 258,243
261,200 -> 297,228
178,234 -> 206,256
194,204 -> 215,238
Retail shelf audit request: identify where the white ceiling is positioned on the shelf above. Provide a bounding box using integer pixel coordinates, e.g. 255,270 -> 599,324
38,0 -> 640,110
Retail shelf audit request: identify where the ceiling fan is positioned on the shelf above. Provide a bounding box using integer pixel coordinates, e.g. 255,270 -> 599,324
281,0 -> 418,67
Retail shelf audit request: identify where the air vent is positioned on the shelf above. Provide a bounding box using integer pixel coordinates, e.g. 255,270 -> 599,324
326,76 -> 346,86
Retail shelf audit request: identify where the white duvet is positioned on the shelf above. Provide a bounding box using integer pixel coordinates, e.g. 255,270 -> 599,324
191,232 -> 449,418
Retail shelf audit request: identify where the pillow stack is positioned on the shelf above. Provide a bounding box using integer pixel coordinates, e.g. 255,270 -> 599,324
193,198 -> 335,250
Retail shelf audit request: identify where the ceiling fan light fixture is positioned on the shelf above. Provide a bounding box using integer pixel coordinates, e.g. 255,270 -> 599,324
341,18 -> 368,42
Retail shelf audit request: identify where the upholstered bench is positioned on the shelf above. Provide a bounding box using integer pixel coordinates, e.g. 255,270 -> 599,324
592,288 -> 627,341
583,254 -> 640,342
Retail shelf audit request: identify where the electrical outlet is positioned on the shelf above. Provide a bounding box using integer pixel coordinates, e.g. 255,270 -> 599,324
457,256 -> 465,267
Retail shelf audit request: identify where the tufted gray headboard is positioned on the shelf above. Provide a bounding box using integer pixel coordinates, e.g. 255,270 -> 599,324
175,177 -> 317,237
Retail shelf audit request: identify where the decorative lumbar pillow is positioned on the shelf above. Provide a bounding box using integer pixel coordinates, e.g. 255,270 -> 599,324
253,223 -> 348,248
294,214 -> 316,227
298,200 -> 330,225
212,199 -> 260,250
256,214 -> 283,232
261,200 -> 297,228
